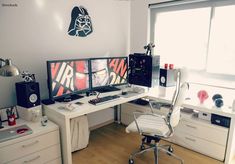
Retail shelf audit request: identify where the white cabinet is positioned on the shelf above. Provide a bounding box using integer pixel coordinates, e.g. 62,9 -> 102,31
121,103 -> 149,125
121,103 -> 229,161
172,118 -> 228,161
0,119 -> 61,164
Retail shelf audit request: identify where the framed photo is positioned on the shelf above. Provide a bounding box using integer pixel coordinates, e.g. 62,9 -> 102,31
0,106 -> 19,122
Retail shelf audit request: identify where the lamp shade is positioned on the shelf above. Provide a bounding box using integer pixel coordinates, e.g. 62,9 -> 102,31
0,59 -> 20,77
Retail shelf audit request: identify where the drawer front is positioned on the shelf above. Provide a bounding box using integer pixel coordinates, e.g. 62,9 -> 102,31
122,103 -> 168,116
8,144 -> 61,164
176,120 -> 228,146
121,103 -> 169,125
172,131 -> 226,161
0,130 -> 60,163
121,113 -> 134,125
122,103 -> 148,114
46,158 -> 62,164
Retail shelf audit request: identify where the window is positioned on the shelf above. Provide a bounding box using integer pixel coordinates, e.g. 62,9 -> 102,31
153,7 -> 210,70
150,0 -> 235,87
207,4 -> 235,75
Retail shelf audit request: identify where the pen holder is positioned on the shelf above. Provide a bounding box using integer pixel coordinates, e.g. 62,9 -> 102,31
8,114 -> 16,126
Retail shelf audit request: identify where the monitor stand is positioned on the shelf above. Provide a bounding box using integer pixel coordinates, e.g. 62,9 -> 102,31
55,94 -> 84,102
94,86 -> 121,93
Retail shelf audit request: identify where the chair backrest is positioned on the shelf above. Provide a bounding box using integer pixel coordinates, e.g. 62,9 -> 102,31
169,82 -> 189,127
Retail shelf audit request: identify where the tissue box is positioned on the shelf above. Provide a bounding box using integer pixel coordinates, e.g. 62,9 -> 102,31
17,105 -> 42,122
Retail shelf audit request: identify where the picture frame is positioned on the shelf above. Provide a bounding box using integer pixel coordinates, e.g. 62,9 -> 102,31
0,106 -> 19,122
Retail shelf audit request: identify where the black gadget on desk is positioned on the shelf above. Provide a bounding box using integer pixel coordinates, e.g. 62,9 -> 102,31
211,114 -> 230,128
128,54 -> 160,87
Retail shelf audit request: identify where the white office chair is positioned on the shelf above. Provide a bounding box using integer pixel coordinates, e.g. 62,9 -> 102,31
126,69 -> 189,164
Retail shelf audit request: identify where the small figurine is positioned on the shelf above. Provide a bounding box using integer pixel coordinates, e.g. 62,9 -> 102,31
197,90 -> 208,104
144,43 -> 155,56
21,71 -> 36,82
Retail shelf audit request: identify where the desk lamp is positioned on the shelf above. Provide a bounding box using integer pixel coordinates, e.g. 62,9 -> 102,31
0,58 -> 20,77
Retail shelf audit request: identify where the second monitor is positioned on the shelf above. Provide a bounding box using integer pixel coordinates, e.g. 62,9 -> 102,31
90,57 -> 128,91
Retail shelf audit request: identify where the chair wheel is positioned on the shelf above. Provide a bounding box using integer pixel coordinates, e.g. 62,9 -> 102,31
140,145 -> 145,150
129,159 -> 134,164
167,146 -> 174,156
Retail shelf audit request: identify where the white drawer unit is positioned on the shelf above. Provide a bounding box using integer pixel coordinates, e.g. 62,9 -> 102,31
177,118 -> 228,146
121,103 -> 169,125
121,103 -> 148,125
121,103 -> 229,162
0,119 -> 61,164
8,144 -> 61,164
173,130 -> 226,161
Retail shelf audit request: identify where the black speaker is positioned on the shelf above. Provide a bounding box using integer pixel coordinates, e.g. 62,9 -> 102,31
128,54 -> 160,87
159,68 -> 176,87
15,82 -> 41,108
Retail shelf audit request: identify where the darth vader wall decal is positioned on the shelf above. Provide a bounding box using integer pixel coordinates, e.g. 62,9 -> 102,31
68,6 -> 93,37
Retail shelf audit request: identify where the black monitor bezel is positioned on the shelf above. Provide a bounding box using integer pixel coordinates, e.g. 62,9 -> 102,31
90,56 -> 128,90
46,58 -> 90,100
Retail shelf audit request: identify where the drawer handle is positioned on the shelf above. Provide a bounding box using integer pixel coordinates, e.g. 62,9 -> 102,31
22,140 -> 39,148
186,124 -> 197,129
23,155 -> 40,163
185,137 -> 196,142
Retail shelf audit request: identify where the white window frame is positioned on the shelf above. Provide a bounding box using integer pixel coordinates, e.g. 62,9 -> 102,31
149,0 -> 235,89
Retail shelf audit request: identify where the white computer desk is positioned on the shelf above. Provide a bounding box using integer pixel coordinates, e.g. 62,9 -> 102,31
147,89 -> 235,164
43,90 -> 148,164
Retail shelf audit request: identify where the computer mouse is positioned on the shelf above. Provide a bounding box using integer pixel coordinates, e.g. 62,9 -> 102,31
122,92 -> 127,95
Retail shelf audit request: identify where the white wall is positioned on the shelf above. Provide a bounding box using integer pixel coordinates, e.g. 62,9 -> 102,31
130,0 -> 170,53
0,0 -> 130,108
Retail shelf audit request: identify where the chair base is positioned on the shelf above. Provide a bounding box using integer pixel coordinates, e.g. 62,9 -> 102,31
129,136 -> 184,164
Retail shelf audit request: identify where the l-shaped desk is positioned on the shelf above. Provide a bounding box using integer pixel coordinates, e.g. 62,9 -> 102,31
43,89 -> 235,164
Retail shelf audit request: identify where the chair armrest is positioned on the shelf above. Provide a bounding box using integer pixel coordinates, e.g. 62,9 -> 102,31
149,100 -> 171,113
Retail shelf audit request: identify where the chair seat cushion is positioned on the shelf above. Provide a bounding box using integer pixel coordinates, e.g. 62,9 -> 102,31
126,115 -> 170,137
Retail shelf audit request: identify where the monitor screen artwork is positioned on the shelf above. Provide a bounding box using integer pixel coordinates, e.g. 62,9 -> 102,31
47,59 -> 89,99
91,57 -> 128,88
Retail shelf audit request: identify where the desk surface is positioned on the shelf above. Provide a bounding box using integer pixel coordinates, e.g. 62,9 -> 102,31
147,88 -> 235,118
0,119 -> 58,147
44,91 -> 148,119
44,88 -> 235,119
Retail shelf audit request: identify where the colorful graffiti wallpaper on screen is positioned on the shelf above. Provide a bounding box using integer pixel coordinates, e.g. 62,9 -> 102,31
108,58 -> 127,85
91,59 -> 109,87
50,61 -> 89,97
91,58 -> 127,87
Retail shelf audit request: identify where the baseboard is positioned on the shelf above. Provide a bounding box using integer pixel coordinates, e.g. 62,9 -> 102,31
89,119 -> 114,131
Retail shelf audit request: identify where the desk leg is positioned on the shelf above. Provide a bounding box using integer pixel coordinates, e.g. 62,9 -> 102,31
61,118 -> 72,164
45,108 -> 72,164
114,105 -> 121,124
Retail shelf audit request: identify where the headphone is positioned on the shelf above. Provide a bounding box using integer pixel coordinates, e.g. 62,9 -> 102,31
212,94 -> 223,108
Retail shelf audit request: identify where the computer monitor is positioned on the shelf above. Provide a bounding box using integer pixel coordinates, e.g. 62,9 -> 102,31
90,57 -> 128,89
47,59 -> 90,100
